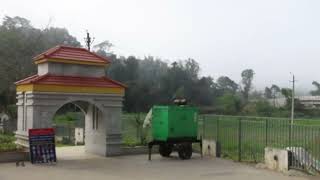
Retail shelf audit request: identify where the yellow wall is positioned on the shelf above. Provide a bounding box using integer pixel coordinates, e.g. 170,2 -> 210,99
16,84 -> 124,95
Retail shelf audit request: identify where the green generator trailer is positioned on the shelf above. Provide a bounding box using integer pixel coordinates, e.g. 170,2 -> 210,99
148,105 -> 202,160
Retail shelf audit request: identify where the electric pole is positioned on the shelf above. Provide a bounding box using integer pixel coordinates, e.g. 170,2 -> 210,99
290,73 -> 296,125
84,30 -> 94,51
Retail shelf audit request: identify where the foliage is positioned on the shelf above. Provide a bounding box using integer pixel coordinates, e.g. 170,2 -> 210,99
240,69 -> 255,103
0,16 -> 80,116
0,133 -> 15,143
124,113 -> 150,145
255,100 -> 275,116
270,85 -> 280,97
93,40 -> 113,53
280,88 -> 304,112
270,84 -> 281,107
174,86 -> 186,99
216,93 -> 241,115
0,15 -> 319,121
53,112 -> 78,126
265,85 -> 281,108
122,136 -> 140,147
0,133 -> 16,152
53,111 -> 80,144
105,54 -> 217,112
281,88 -> 292,108
264,87 -> 272,99
310,81 -> 320,96
216,76 -> 238,95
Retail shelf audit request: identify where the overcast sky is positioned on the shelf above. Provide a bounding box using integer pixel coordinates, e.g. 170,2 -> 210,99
1,0 -> 320,94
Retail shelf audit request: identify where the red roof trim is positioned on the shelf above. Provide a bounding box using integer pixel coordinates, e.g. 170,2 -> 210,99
15,74 -> 38,85
33,46 -> 60,61
33,45 -> 111,64
102,77 -> 127,88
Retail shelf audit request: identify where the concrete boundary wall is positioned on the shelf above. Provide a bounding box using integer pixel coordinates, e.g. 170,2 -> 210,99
0,151 -> 29,163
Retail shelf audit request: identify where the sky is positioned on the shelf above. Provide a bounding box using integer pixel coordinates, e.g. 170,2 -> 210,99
1,0 -> 320,94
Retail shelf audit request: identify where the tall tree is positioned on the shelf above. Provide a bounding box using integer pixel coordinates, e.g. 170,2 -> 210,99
216,93 -> 241,115
281,88 -> 292,109
216,76 -> 238,95
0,16 -> 80,111
241,69 -> 255,103
270,84 -> 281,107
184,58 -> 200,81
264,87 -> 272,99
93,40 -> 113,56
310,81 -> 320,96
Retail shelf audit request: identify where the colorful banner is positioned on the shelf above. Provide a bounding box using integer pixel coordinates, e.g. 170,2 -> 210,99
28,128 -> 57,164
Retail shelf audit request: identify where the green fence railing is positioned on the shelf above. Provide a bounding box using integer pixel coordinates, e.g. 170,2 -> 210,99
201,115 -> 320,173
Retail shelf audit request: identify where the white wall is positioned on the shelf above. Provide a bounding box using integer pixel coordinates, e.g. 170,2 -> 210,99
38,62 -> 105,77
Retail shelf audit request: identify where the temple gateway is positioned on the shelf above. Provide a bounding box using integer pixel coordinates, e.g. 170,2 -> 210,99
15,45 -> 126,156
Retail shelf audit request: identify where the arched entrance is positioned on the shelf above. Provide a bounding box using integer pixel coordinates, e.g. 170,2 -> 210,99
53,103 -> 85,147
15,46 -> 126,156
53,100 -> 106,155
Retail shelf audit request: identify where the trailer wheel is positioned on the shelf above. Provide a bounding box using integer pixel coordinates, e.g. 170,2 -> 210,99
178,143 -> 192,160
159,144 -> 173,157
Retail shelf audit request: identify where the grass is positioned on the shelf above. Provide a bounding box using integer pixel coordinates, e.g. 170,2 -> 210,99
294,119 -> 320,126
122,113 -> 151,146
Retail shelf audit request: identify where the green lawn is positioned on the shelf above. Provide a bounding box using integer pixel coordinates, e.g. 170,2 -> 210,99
294,118 -> 320,126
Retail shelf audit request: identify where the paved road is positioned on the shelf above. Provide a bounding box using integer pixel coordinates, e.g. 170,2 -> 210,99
0,146 -> 317,180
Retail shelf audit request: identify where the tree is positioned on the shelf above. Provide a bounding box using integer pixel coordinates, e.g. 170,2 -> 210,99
264,87 -> 272,99
241,69 -> 254,103
255,100 -> 274,116
281,88 -> 292,107
2,16 -> 32,29
93,40 -> 113,56
174,86 -> 185,99
0,16 -> 80,113
191,77 -> 216,106
216,76 -> 238,95
216,93 -> 241,115
184,58 -> 200,81
310,81 -> 320,96
270,84 -> 281,107
124,56 -> 139,82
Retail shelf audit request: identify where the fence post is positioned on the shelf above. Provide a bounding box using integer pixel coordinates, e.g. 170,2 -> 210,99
289,119 -> 292,147
238,117 -> 242,162
202,115 -> 205,139
217,116 -> 220,142
265,118 -> 268,146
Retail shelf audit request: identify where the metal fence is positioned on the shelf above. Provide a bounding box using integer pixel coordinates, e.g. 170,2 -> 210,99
201,115 -> 320,173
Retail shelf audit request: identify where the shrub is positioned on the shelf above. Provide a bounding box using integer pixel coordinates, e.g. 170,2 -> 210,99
0,133 -> 16,152
0,133 -> 15,143
122,136 -> 140,147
